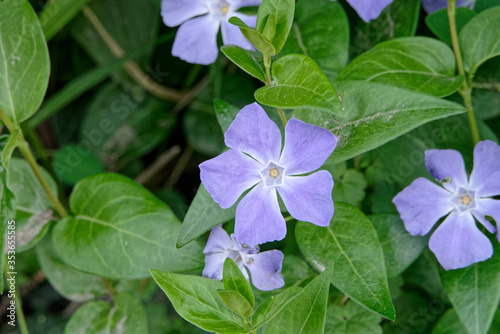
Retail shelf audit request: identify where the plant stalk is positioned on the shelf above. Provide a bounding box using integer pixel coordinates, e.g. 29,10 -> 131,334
4,257 -> 30,334
264,56 -> 287,127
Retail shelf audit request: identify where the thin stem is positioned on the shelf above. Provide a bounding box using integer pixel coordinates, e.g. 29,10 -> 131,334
263,56 -> 287,127
134,146 -> 181,185
448,0 -> 480,145
473,81 -> 500,91
164,146 -> 194,189
4,257 -> 29,334
339,295 -> 349,306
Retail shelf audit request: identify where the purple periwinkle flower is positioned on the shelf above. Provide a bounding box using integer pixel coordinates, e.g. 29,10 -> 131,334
200,103 -> 337,247
422,0 -> 476,14
203,225 -> 285,291
161,0 -> 262,65
331,0 -> 394,22
393,141 -> 500,270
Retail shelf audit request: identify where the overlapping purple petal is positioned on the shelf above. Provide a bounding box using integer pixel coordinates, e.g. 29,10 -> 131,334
331,0 -> 394,22
425,149 -> 468,192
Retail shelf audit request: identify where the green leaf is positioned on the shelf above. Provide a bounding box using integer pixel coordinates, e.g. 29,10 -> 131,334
282,0 -> 349,81
36,235 -> 107,302
0,0 -> 50,124
294,81 -> 467,165
256,0 -> 295,53
255,54 -> 341,114
39,0 -> 92,41
337,37 -> 463,98
218,290 -> 254,319
0,131 -> 20,168
370,214 -> 427,279
325,301 -> 382,334
52,144 -> 105,186
214,99 -> 240,134
460,7 -> 500,75
264,265 -> 333,334
474,0 -> 500,12
251,287 -> 303,329
176,185 -> 236,248
183,108 -> 225,156
323,162 -> 367,207
296,203 -> 395,320
431,309 -> 467,334
64,293 -> 147,333
150,269 -> 249,334
8,158 -> 57,252
223,258 -> 255,309
229,17 -> 277,56
440,243 -> 500,334
425,8 -> 476,45
221,45 -> 266,83
53,173 -> 204,280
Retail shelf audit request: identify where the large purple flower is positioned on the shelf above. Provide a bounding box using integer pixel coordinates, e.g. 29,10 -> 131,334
393,141 -> 500,270
331,0 -> 394,22
200,103 -> 337,247
422,0 -> 476,14
203,225 -> 285,291
161,0 -> 262,65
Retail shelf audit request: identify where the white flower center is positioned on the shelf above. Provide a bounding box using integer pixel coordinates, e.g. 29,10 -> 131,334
451,187 -> 476,213
209,0 -> 233,20
261,162 -> 285,187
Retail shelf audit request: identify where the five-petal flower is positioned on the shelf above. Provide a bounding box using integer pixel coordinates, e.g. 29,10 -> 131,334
203,225 -> 285,291
161,0 -> 262,65
393,140 -> 500,270
200,103 -> 337,247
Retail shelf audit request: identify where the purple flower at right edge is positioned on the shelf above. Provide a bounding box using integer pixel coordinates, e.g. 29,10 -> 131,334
393,140 -> 500,270
422,0 -> 475,14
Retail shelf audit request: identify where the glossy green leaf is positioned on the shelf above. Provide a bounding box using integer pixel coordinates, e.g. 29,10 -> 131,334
370,214 -> 427,279
8,158 -> 57,252
255,54 -> 341,114
150,269 -> 249,334
440,244 -> 500,334
218,290 -> 254,319
460,7 -> 500,75
251,287 -> 303,329
214,99 -> 240,134
425,8 -> 476,45
53,173 -> 204,279
294,81 -> 467,165
223,258 -> 255,309
0,0 -> 50,124
229,17 -> 277,56
39,0 -> 92,41
431,309 -> 467,334
52,144 -> 105,186
36,236 -> 107,302
221,45 -> 266,83
325,301 -> 382,334
177,185 -> 236,248
282,0 -> 349,81
256,0 -> 295,53
264,265 -> 333,334
337,37 -> 463,97
296,203 -> 395,320
64,293 -> 147,333
183,108 -> 225,156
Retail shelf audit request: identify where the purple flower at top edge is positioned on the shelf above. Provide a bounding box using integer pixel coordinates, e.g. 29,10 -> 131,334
203,225 -> 285,291
199,103 -> 337,247
422,0 -> 476,14
161,0 -> 262,65
331,0 -> 394,22
393,140 -> 500,270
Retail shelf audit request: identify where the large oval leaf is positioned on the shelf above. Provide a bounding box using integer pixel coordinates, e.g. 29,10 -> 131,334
337,37 -> 463,97
296,203 -> 395,320
294,81 -> 466,165
0,0 -> 50,124
53,173 -> 204,279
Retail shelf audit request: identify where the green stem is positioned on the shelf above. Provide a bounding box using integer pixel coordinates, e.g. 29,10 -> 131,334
448,0 -> 480,145
264,56 -> 287,127
4,256 -> 30,334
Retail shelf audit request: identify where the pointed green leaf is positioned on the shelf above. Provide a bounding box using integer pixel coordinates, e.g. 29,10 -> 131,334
150,269 -> 249,334
264,265 -> 334,334
229,17 -> 276,56
224,258 -> 255,309
256,54 -> 341,114
221,46 -> 266,83
425,8 -> 476,45
337,37 -> 464,97
0,0 -> 50,125
296,203 -> 395,320
256,0 -> 295,53
431,309 -> 467,334
251,287 -> 303,329
325,301 -> 382,334
218,290 -> 254,318
214,99 -> 241,134
53,173 -> 204,279
261,14 -> 277,42
440,243 -> 500,334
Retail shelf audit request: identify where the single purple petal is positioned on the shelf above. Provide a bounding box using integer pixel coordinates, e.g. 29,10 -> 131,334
230,0 -> 263,11
277,171 -> 334,226
425,149 -> 468,192
422,0 -> 475,14
203,253 -> 228,280
235,182 -> 286,247
393,178 -> 454,236
429,211 -> 493,270
172,15 -> 220,65
200,149 -> 262,209
472,198 -> 500,239
244,250 -> 284,291
279,118 -> 337,175
161,0 -> 209,27
469,140 -> 500,197
225,103 -> 282,165
332,0 -> 393,22
203,225 -> 234,255
221,13 -> 256,50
